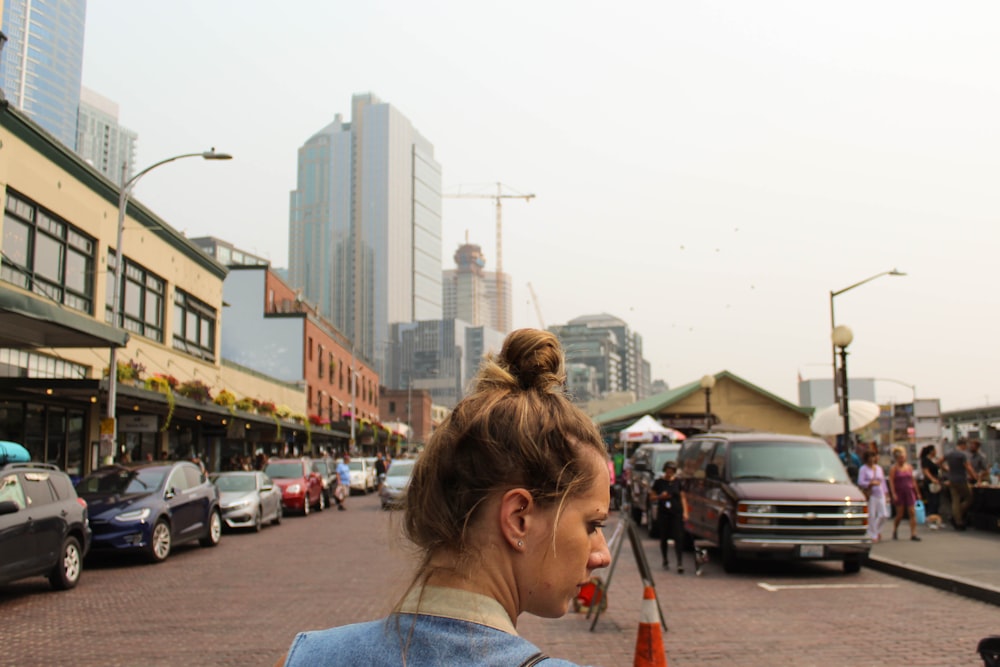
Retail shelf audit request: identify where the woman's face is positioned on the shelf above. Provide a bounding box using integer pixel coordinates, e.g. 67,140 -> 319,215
520,448 -> 611,619
894,449 -> 906,463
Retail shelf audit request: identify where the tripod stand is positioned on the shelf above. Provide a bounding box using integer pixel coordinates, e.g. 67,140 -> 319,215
587,497 -> 667,632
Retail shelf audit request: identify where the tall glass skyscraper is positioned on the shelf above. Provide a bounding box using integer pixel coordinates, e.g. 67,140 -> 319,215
289,93 -> 442,371
0,0 -> 87,149
76,87 -> 137,185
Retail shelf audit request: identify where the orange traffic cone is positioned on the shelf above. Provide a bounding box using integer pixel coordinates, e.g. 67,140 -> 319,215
633,585 -> 667,667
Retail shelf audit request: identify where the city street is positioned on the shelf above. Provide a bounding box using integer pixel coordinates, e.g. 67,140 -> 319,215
2,492 -> 996,667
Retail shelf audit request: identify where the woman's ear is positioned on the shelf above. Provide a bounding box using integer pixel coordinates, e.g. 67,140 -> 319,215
499,488 -> 533,552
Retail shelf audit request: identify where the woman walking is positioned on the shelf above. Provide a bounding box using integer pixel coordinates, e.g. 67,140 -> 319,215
857,450 -> 888,543
919,444 -> 943,527
278,329 -> 612,666
888,446 -> 922,541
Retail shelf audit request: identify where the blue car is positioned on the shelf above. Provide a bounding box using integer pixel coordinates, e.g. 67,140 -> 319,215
76,461 -> 222,563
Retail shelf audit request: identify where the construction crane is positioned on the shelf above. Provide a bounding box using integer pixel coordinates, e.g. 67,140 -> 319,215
444,182 -> 535,331
526,282 -> 545,329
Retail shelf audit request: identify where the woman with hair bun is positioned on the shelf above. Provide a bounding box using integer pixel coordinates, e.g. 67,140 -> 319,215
280,329 -> 612,666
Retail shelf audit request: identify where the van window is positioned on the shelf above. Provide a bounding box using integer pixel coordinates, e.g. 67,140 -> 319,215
678,439 -> 718,478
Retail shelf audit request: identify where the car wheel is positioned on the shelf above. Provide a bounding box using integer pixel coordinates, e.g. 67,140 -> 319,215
720,522 -> 739,573
147,519 -> 172,563
843,556 -> 862,574
253,507 -> 263,532
318,491 -> 326,512
49,536 -> 82,590
302,497 -> 310,516
200,510 -> 222,547
273,504 -> 283,525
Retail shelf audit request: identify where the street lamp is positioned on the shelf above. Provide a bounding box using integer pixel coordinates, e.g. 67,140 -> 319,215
829,269 -> 905,409
832,325 -> 854,450
105,150 -> 232,463
700,374 -> 716,432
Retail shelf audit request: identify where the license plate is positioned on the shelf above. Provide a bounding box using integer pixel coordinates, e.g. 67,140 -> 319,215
800,544 -> 824,558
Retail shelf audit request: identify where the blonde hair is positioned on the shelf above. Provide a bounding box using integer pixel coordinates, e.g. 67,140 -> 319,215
402,328 -> 605,568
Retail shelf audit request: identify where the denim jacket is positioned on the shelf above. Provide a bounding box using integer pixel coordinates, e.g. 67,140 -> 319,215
283,586 -> 591,667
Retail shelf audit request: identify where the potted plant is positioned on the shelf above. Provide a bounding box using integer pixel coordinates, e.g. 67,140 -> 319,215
176,379 -> 213,403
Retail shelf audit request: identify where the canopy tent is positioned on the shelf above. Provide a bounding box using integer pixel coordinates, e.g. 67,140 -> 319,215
810,400 -> 881,436
619,414 -> 686,443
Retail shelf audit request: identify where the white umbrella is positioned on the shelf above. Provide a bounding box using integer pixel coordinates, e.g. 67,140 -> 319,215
810,400 -> 881,436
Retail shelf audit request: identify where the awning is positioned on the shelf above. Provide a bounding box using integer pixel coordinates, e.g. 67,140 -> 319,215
0,287 -> 129,348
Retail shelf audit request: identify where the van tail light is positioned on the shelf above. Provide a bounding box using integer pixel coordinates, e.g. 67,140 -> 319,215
76,497 -> 87,509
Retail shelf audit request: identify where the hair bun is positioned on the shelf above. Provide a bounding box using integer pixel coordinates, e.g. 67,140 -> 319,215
500,329 -> 566,392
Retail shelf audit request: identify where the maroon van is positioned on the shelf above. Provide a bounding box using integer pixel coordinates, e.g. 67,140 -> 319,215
678,432 -> 871,573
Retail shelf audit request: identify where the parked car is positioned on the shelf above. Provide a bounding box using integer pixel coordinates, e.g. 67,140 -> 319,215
310,457 -> 337,506
626,443 -> 682,532
0,462 -> 91,590
677,432 -> 871,574
265,458 -> 325,515
339,457 -> 376,495
76,461 -> 222,563
379,458 -> 417,510
210,471 -> 282,531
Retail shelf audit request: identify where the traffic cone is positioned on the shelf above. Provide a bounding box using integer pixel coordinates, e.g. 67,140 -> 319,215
633,585 -> 667,667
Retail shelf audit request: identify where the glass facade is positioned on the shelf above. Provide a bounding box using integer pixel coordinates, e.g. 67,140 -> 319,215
2,190 -> 95,314
288,94 -> 442,374
0,0 -> 87,149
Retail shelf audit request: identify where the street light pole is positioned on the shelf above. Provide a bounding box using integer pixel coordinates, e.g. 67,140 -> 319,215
700,374 -> 716,432
829,269 -> 905,410
832,325 -> 854,452
105,150 -> 232,463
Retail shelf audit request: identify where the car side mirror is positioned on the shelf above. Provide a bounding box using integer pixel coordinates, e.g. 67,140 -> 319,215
165,487 -> 177,499
0,500 -> 20,515
261,483 -> 273,492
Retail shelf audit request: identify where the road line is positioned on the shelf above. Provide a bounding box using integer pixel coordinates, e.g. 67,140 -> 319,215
758,582 -> 900,592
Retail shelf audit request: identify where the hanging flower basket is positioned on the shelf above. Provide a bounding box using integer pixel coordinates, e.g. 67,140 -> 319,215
176,379 -> 213,403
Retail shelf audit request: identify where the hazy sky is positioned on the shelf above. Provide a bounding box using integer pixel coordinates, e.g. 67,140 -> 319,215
81,1 -> 1000,412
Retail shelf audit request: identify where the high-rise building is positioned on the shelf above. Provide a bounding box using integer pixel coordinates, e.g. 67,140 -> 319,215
288,93 -> 442,372
75,87 -> 137,185
550,313 -> 650,400
0,0 -> 86,149
442,241 -> 512,334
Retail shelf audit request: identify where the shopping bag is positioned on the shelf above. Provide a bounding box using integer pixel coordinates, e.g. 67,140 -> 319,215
914,499 -> 926,525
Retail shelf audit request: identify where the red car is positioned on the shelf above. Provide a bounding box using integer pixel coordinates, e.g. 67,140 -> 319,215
263,458 -> 325,515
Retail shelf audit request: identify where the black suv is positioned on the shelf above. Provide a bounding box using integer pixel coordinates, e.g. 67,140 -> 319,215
0,462 -> 91,590
627,443 -> 681,534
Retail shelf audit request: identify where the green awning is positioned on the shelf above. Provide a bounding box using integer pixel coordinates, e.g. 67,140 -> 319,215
0,287 -> 129,348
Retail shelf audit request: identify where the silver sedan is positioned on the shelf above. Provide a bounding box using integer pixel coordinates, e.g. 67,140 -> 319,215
211,471 -> 283,532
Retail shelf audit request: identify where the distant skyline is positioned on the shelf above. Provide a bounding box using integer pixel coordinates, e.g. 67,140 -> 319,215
80,1 -> 1000,412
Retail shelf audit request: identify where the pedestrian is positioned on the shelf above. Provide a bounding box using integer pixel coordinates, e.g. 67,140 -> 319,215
919,444 -> 943,527
888,446 -> 921,541
334,454 -> 350,511
278,328 -> 611,666
858,450 -> 888,542
374,452 -> 387,491
943,438 -> 977,530
652,460 -> 685,573
968,439 -> 988,485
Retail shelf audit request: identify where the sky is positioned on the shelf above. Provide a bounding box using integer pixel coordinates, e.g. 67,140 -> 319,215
80,1 -> 1000,412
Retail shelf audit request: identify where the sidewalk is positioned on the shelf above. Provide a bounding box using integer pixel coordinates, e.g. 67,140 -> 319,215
865,520 -> 1000,606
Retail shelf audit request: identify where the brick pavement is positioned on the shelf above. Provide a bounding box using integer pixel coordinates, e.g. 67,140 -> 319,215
2,494 -> 996,666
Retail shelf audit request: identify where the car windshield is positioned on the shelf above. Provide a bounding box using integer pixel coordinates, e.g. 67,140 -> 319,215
652,449 -> 679,472
213,475 -> 256,492
730,442 -> 849,483
77,467 -> 167,495
348,461 -> 364,471
265,463 -> 303,479
387,461 -> 416,478
312,462 -> 329,474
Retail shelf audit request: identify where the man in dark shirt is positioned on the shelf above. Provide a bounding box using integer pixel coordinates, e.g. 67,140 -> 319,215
943,439 -> 977,530
651,460 -> 685,573
968,439 -> 988,484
